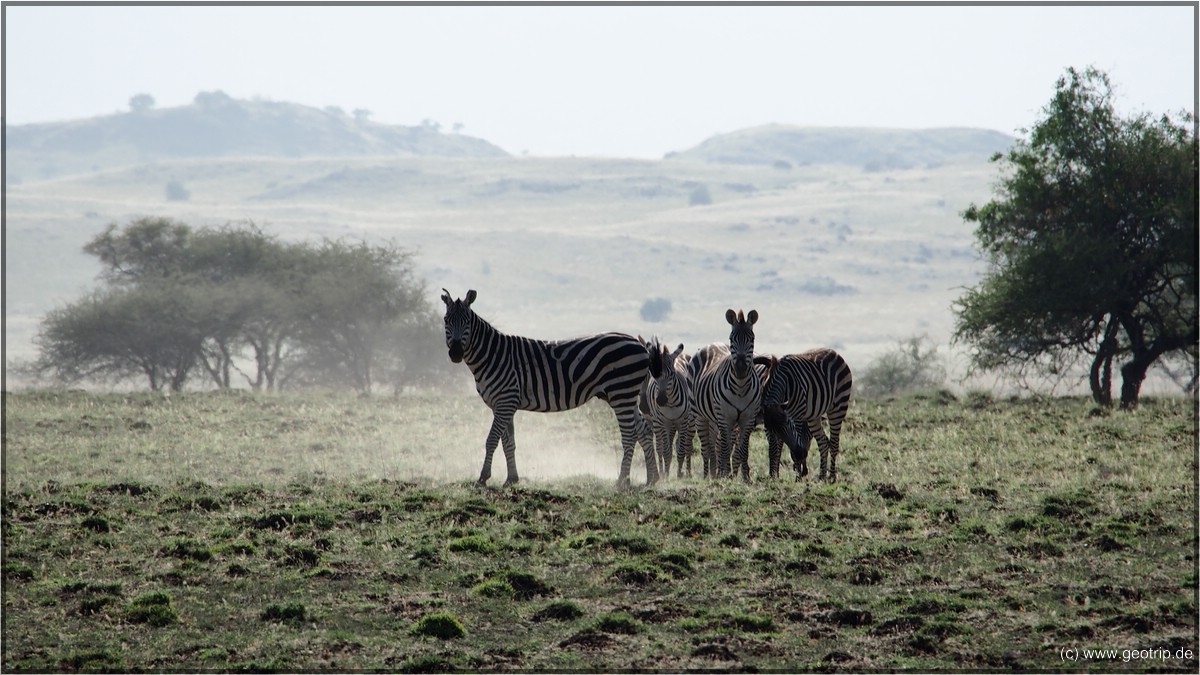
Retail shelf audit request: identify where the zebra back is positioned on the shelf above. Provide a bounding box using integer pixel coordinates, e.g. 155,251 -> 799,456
763,348 -> 853,422
443,289 -> 651,412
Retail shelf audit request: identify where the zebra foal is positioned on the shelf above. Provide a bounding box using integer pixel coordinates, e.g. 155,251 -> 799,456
638,337 -> 697,478
441,289 -> 658,487
758,348 -> 853,482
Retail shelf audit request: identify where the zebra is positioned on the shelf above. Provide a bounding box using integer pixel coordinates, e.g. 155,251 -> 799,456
757,348 -> 853,482
638,337 -> 697,478
687,342 -> 729,479
441,289 -> 658,488
692,309 -> 771,481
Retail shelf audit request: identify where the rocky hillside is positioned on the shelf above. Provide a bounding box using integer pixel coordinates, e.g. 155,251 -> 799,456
5,91 -> 509,183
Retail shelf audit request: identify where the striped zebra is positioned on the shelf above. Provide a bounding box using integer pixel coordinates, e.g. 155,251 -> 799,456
757,348 -> 853,482
638,337 -> 696,478
692,309 -> 770,481
687,342 -> 729,478
441,289 -> 658,487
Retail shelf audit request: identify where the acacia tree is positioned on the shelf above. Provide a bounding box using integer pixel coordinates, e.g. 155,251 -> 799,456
36,283 -> 209,392
954,67 -> 1197,409
38,217 -> 441,393
284,239 -> 429,393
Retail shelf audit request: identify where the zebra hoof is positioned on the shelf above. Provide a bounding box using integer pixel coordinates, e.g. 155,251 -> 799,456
503,477 -> 519,487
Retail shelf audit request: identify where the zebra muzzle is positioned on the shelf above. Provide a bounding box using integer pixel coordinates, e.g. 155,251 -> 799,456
448,343 -> 464,363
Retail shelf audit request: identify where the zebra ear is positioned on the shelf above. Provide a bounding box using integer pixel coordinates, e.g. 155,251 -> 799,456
672,343 -> 685,361
441,288 -> 453,308
465,289 -> 477,306
748,309 -> 759,325
725,309 -> 737,325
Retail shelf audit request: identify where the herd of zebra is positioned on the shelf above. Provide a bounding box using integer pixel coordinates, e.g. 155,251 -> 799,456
441,289 -> 853,488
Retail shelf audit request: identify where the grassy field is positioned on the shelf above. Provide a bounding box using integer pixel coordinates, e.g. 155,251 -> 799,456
3,389 -> 1196,671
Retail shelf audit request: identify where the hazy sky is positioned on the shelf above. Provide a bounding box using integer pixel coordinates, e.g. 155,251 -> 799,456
5,4 -> 1196,158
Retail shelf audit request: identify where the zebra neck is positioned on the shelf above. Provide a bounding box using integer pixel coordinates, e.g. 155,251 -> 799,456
726,364 -> 757,395
461,313 -> 503,369
661,377 -> 686,407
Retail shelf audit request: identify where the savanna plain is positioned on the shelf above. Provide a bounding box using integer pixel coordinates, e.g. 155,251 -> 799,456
3,388 -> 1196,672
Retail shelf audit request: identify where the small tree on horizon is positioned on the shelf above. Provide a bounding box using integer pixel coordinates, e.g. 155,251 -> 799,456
129,93 -> 156,113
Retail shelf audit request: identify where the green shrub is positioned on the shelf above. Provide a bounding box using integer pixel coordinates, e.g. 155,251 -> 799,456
611,561 -> 665,585
593,611 -> 641,634
731,613 -> 775,633
504,571 -> 552,600
260,603 -> 307,624
447,535 -> 495,554
859,335 -> 946,397
533,600 -> 585,622
472,579 -> 514,598
411,612 -> 466,639
605,534 -> 655,555
125,592 -> 177,627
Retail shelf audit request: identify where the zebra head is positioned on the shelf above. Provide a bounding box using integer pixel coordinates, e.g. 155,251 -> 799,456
724,309 -> 758,379
640,336 -> 664,378
653,342 -> 686,407
441,288 -> 478,363
762,403 -> 809,478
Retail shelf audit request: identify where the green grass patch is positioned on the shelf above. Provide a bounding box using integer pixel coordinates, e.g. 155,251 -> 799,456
124,592 -> 177,627
411,612 -> 466,639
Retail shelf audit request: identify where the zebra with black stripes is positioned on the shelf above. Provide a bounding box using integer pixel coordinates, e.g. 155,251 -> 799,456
687,342 -> 729,479
758,348 -> 854,482
638,337 -> 696,479
441,289 -> 658,487
692,309 -> 769,481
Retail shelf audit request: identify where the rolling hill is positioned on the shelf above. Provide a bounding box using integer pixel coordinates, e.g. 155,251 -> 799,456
5,100 -> 1033,392
4,91 -> 509,183
668,124 -> 1013,169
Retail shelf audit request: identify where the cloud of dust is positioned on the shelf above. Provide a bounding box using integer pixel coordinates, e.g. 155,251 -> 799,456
390,400 -> 649,486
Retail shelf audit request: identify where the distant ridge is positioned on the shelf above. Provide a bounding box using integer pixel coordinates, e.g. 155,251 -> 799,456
5,90 -> 509,182
667,124 -> 1014,169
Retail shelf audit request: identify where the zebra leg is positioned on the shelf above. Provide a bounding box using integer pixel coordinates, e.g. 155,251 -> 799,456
734,425 -> 753,482
614,402 -> 658,487
639,412 -> 660,486
479,408 -> 516,487
826,413 -> 846,484
766,430 -> 782,479
716,421 -> 733,479
500,419 -> 519,487
656,424 -> 672,480
810,420 -> 834,483
698,420 -> 716,479
675,423 -> 692,478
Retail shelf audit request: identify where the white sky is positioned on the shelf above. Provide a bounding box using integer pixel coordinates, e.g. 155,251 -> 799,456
4,3 -> 1196,158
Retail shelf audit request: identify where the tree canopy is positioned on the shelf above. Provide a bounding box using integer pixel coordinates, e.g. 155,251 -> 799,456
36,217 -> 444,393
954,67 -> 1197,408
